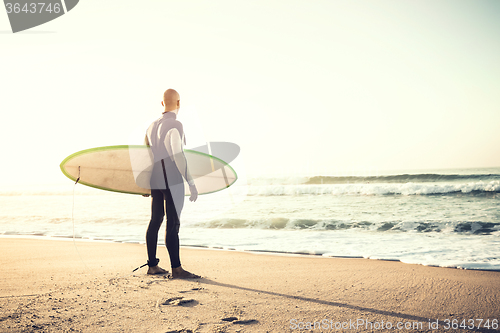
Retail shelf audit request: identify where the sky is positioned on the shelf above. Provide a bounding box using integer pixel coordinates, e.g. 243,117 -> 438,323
1,0 -> 499,185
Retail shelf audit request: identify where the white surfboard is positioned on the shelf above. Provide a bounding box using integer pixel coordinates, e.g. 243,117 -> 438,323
60,145 -> 237,195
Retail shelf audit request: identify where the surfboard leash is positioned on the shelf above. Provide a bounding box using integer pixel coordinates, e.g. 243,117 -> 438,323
132,262 -> 149,272
71,165 -> 154,279
71,166 -> 91,273
70,166 -> 158,281
109,263 -> 147,283
75,166 -> 80,184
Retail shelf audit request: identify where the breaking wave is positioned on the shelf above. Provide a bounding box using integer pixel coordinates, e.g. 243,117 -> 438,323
246,180 -> 500,196
305,173 -> 500,184
199,218 -> 500,235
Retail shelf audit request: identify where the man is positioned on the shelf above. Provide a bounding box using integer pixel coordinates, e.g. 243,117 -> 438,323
144,88 -> 200,279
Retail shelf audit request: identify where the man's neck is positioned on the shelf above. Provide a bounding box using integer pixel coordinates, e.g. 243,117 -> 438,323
163,109 -> 178,115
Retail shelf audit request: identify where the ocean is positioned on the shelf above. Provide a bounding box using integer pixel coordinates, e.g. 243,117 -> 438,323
1,167 -> 499,271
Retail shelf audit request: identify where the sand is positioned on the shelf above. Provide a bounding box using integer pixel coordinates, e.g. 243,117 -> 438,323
0,237 -> 499,333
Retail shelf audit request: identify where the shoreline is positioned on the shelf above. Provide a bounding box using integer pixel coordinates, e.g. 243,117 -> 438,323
1,234 -> 499,273
2,234 -> 500,273
1,237 -> 499,332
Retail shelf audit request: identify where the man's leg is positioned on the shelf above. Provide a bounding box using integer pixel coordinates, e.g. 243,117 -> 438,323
163,178 -> 200,279
163,186 -> 182,269
145,189 -> 168,274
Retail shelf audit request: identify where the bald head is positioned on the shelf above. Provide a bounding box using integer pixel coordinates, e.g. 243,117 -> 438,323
163,89 -> 180,112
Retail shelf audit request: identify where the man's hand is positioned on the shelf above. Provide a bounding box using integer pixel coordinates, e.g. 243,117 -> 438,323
189,185 -> 198,202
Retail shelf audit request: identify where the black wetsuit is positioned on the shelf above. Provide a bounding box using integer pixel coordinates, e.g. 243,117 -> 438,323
145,112 -> 187,269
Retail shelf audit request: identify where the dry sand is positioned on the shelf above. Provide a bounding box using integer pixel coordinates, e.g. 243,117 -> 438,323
0,237 -> 499,332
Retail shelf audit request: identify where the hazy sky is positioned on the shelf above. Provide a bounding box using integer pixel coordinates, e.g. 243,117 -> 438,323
1,0 -> 499,184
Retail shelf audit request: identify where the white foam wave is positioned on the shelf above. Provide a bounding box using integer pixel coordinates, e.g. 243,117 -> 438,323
246,181 -> 500,196
181,227 -> 500,271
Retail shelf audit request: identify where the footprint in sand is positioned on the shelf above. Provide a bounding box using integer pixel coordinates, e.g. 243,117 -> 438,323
233,319 -> 258,325
178,287 -> 203,294
220,317 -> 258,325
161,296 -> 198,307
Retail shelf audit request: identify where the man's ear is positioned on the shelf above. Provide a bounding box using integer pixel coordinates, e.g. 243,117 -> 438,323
161,101 -> 164,107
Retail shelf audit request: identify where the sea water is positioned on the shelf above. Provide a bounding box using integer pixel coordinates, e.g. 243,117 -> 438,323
1,167 -> 499,271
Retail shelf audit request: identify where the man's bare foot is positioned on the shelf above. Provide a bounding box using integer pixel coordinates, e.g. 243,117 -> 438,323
147,265 -> 169,275
172,266 -> 200,279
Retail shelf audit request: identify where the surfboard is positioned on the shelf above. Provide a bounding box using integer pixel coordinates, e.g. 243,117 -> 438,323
60,145 -> 238,195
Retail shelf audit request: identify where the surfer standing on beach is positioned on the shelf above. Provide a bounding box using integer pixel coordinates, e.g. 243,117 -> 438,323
144,88 -> 200,279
